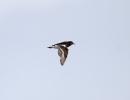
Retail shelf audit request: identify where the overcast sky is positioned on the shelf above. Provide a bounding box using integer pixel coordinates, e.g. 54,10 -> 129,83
0,0 -> 130,100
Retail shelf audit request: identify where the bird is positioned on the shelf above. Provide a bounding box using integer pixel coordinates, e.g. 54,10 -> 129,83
47,41 -> 75,66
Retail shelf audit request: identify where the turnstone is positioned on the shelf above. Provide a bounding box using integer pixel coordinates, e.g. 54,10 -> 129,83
48,41 -> 74,66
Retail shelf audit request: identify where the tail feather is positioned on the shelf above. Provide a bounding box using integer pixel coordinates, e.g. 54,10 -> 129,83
47,46 -> 53,48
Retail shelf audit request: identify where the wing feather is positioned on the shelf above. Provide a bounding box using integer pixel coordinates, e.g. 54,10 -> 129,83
58,46 -> 68,66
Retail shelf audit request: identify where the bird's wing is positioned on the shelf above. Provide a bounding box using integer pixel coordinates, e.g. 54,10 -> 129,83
53,41 -> 68,46
58,46 -> 68,66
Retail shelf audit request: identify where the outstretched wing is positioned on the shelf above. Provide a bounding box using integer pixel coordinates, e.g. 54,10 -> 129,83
53,41 -> 68,45
58,46 -> 68,66
53,41 -> 73,47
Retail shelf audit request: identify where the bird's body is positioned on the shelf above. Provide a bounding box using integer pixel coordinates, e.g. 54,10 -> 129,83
48,41 -> 74,66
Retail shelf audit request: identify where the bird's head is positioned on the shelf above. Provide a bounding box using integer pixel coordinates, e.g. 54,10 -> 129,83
67,41 -> 75,47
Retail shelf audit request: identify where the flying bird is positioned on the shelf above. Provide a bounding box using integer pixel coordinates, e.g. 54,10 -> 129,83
47,41 -> 75,66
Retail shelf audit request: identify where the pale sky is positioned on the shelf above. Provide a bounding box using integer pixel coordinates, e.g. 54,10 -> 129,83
0,0 -> 130,100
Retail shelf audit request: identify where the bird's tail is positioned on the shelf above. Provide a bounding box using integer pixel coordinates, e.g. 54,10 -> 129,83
47,46 -> 53,48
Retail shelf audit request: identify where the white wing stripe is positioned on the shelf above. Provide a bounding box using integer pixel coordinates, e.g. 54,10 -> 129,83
58,47 -> 64,58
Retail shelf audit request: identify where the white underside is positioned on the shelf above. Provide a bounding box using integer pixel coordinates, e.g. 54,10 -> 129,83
51,45 -> 66,49
61,45 -> 67,47
51,45 -> 59,49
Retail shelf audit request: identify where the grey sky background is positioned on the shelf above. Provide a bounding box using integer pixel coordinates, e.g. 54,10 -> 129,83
0,0 -> 130,100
